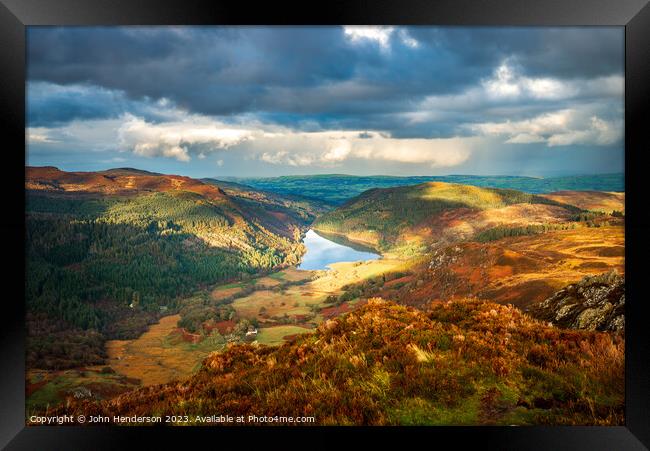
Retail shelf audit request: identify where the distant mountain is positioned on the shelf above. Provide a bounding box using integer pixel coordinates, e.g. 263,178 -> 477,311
100,167 -> 163,176
224,173 -> 624,205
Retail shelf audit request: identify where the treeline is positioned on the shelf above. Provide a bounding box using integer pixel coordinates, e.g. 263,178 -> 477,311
26,217 -> 247,330
569,210 -> 621,228
26,190 -> 306,368
26,312 -> 107,370
177,294 -> 236,333
474,223 -> 577,243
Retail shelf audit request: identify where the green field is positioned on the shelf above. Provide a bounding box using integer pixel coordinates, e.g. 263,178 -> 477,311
255,325 -> 313,345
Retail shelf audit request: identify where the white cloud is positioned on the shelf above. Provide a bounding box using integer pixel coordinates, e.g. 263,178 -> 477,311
413,63 -> 623,120
482,61 -> 578,101
546,116 -> 621,146
398,29 -> 420,48
482,61 -> 623,102
322,140 -> 352,162
86,108 -> 476,167
27,128 -> 59,143
260,150 -> 287,165
344,26 -> 395,49
117,114 -> 255,161
27,118 -> 127,153
253,131 -> 475,168
401,60 -> 623,149
469,109 -> 622,147
343,26 -> 419,50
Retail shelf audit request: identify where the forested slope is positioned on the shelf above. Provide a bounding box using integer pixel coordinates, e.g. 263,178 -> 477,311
26,167 -> 313,369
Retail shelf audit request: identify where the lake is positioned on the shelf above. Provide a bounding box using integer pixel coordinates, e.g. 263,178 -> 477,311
297,229 -> 380,270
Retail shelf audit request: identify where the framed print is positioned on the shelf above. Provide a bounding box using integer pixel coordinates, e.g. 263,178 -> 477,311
1,0 -> 649,449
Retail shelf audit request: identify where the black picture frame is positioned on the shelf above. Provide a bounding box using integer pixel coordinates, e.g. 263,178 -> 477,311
2,0 -> 648,449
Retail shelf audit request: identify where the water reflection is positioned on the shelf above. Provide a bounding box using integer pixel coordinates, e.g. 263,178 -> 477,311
297,229 -> 380,270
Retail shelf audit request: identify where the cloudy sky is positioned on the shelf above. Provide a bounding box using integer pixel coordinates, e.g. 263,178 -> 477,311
26,26 -> 624,177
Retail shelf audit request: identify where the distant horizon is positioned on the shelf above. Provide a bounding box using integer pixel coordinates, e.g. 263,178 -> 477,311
27,164 -> 624,181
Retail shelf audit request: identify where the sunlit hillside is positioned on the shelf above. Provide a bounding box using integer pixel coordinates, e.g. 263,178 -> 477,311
313,182 -> 582,254
51,299 -> 624,426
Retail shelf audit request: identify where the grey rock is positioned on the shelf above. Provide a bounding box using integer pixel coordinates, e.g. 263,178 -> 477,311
530,271 -> 624,332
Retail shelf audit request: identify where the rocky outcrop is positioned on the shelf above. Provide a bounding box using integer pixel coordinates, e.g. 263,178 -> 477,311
530,271 -> 624,332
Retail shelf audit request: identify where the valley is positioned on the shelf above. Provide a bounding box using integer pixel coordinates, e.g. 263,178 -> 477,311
24,25 -> 628,429
26,167 -> 626,425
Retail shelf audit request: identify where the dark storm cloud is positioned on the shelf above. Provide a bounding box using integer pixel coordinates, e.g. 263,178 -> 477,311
27,26 -> 620,125
26,26 -> 624,177
28,27 -> 365,117
406,27 -> 623,79
27,81 -> 179,127
27,82 -> 124,126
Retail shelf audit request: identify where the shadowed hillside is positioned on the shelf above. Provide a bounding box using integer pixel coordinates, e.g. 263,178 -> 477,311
202,177 -> 332,229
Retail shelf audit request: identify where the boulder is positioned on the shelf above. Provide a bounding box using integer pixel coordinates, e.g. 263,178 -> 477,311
530,271 -> 624,332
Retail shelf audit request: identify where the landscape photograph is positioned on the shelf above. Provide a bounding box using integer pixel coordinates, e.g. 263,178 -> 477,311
26,25 -> 625,426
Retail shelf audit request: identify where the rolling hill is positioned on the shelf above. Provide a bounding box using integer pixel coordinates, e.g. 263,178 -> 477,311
25,167 -> 320,370
312,181 -> 583,254
540,191 -> 625,214
312,184 -> 624,315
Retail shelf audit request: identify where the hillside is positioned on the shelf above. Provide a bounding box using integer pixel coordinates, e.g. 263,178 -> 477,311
25,167 -> 316,370
312,184 -> 624,317
334,225 -> 624,314
540,191 -> 625,214
26,169 -> 626,426
201,177 -> 332,226
313,182 -> 582,254
227,173 -> 625,205
50,298 -> 624,426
